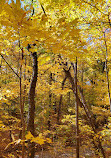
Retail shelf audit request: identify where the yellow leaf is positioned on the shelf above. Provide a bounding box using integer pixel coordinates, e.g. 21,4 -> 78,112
25,131 -> 34,140
32,136 -> 45,145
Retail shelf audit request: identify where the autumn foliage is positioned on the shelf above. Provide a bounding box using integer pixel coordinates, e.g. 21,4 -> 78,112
0,0 -> 111,158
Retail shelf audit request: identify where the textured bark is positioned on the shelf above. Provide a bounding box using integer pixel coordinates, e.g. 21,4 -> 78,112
27,52 -> 38,158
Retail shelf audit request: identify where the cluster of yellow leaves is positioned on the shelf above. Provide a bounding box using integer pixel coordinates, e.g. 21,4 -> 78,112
101,117 -> 111,138
38,54 -> 51,65
62,114 -> 76,124
25,131 -> 52,145
1,0 -> 88,59
92,106 -> 110,117
52,88 -> 71,96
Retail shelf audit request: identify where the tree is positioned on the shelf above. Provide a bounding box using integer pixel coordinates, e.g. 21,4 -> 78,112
0,0 -> 111,158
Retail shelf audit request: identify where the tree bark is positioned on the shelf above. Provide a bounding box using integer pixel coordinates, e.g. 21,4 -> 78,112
21,55 -> 26,158
74,58 -> 79,158
20,48 -> 26,158
20,74 -> 25,158
27,52 -> 38,158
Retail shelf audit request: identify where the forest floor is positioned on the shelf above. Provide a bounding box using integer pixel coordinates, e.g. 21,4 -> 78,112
0,130 -> 89,158
0,130 -> 109,158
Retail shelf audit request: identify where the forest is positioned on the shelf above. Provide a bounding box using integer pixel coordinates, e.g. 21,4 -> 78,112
0,0 -> 111,158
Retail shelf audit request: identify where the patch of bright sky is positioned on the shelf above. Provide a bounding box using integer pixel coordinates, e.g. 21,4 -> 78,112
8,0 -> 24,8
8,0 -> 15,3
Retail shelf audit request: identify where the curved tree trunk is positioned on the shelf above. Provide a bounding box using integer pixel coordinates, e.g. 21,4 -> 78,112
27,52 -> 38,158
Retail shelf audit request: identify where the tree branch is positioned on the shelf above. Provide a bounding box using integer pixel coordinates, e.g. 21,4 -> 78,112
0,54 -> 20,79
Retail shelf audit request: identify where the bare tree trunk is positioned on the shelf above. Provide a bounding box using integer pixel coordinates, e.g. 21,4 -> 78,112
27,52 -> 38,158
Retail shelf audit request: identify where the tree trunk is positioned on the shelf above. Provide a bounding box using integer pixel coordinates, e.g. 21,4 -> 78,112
71,59 -> 79,158
22,55 -> 26,158
103,31 -> 111,112
19,48 -> 25,158
64,66 -> 106,158
20,75 -> 25,158
27,52 -> 38,158
74,58 -> 79,158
